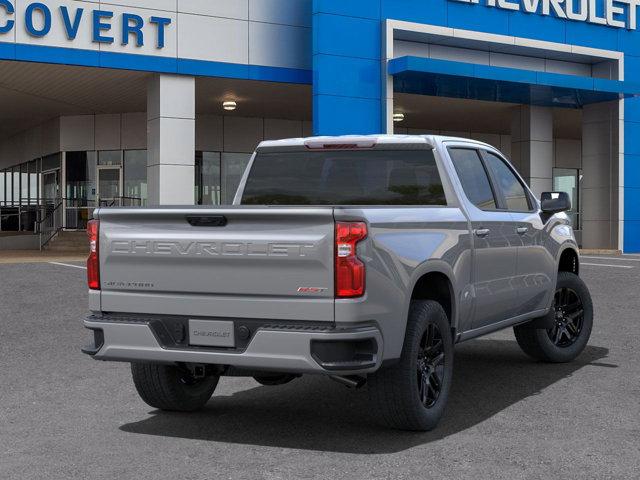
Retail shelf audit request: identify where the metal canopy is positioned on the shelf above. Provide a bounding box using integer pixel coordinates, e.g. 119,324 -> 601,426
389,56 -> 640,108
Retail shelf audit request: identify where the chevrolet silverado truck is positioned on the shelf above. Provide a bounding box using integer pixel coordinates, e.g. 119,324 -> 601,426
82,135 -> 593,431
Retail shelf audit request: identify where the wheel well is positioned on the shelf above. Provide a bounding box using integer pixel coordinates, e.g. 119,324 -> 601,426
559,248 -> 579,275
411,272 -> 453,324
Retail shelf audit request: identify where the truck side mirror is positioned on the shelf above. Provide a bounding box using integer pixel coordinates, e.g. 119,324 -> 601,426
541,192 -> 571,214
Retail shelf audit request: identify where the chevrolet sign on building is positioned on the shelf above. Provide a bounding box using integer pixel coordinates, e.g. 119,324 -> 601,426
0,0 -> 639,253
451,0 -> 640,29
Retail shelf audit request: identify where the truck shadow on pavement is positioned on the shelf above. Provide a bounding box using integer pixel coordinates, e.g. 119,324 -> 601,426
120,339 -> 611,454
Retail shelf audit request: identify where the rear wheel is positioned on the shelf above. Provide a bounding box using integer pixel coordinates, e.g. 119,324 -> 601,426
131,363 -> 219,412
368,300 -> 453,431
514,271 -> 593,363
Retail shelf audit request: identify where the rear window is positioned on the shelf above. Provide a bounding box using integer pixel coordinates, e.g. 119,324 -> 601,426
241,150 -> 446,206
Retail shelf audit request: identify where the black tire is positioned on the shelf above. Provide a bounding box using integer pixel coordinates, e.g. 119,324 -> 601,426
253,374 -> 298,386
368,300 -> 454,431
514,271 -> 593,363
130,363 -> 219,412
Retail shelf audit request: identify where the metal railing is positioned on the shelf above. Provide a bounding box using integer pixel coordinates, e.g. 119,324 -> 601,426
0,199 -> 45,232
34,199 -> 64,250
98,196 -> 144,208
2,196 -> 143,248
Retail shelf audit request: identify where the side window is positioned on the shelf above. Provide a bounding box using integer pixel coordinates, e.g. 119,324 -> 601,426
448,148 -> 498,210
483,152 -> 531,211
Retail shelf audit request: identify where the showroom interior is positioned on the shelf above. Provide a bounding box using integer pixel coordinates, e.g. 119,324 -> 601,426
0,60 -> 313,234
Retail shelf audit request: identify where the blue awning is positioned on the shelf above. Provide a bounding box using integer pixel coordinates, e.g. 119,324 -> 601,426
389,56 -> 640,108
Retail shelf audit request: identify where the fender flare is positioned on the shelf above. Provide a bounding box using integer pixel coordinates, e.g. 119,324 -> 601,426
556,243 -> 580,276
402,259 -> 459,332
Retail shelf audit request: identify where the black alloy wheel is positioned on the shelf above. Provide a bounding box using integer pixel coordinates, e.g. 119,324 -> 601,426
417,322 -> 446,408
368,300 -> 454,431
548,287 -> 585,347
514,271 -> 593,364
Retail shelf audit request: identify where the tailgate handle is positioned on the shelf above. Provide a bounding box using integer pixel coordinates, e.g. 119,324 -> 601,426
187,215 -> 227,227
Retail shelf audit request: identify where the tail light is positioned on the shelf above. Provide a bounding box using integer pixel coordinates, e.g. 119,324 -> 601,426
335,222 -> 367,298
87,220 -> 100,290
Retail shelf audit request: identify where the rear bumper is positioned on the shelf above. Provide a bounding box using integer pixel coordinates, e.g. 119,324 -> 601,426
83,317 -> 383,375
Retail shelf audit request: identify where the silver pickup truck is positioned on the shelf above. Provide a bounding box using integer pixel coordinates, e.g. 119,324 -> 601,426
82,135 -> 593,431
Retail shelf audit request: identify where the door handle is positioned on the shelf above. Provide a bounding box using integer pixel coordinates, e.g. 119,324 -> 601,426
516,227 -> 528,235
474,228 -> 491,237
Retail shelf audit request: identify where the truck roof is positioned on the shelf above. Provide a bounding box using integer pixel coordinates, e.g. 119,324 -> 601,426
256,134 -> 495,151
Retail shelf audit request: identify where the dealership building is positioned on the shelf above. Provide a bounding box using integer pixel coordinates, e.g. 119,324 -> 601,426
0,0 -> 639,251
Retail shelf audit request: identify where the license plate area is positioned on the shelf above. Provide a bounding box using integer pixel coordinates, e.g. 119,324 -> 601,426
188,319 -> 235,348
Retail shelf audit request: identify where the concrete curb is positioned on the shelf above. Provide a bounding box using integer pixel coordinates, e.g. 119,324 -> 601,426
579,249 -> 622,255
0,250 -> 86,264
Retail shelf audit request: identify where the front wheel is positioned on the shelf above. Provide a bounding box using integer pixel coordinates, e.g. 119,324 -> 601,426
514,271 -> 593,363
368,300 -> 454,431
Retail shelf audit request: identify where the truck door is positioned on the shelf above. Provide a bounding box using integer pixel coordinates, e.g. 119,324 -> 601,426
447,147 -> 520,329
480,150 -> 555,316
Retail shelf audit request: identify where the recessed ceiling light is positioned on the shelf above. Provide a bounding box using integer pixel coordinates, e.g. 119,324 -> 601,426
393,113 -> 405,122
223,101 -> 237,111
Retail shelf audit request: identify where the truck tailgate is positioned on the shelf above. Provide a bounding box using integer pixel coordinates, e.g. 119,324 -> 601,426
96,207 -> 335,322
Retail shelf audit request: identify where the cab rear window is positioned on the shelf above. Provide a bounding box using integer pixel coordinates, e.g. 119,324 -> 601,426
241,150 -> 446,206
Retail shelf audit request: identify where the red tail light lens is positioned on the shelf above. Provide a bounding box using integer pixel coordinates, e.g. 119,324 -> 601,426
87,220 -> 100,290
335,222 -> 367,298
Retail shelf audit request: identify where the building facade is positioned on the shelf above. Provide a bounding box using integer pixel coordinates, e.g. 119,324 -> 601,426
0,0 -> 638,251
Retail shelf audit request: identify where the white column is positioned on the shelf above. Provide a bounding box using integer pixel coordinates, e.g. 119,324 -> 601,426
147,74 -> 195,206
581,102 -> 618,249
510,105 -> 554,199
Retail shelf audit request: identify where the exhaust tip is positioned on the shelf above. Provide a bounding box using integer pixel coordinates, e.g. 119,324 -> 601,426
329,375 -> 366,389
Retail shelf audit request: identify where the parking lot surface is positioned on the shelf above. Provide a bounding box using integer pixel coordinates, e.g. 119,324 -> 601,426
1,256 -> 639,479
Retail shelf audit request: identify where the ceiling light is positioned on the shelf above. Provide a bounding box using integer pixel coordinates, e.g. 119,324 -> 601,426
223,101 -> 237,111
393,113 -> 405,122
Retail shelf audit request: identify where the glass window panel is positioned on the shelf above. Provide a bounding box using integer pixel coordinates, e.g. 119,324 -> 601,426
87,152 -> 97,202
21,164 -> 29,204
64,152 -> 95,229
0,171 -> 5,204
65,151 -> 96,207
41,153 -> 61,172
195,152 -> 202,203
98,168 -> 121,203
196,151 -> 221,205
483,152 -> 530,211
29,160 -> 38,204
6,169 -> 13,205
242,150 -> 446,206
449,148 -> 498,210
124,150 -> 147,205
13,170 -> 20,202
98,150 -> 122,166
222,153 -> 251,205
42,170 -> 60,201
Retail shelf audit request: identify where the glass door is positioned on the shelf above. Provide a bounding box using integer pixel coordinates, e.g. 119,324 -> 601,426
42,170 -> 60,204
40,169 -> 62,234
97,166 -> 122,207
553,168 -> 581,230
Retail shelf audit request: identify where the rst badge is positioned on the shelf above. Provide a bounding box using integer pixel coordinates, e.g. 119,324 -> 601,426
297,287 -> 328,294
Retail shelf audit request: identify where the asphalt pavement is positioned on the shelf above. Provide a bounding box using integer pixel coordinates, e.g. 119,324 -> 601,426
1,256 -> 639,479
